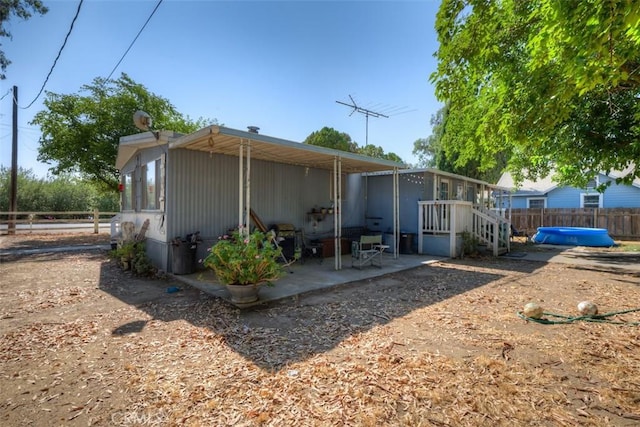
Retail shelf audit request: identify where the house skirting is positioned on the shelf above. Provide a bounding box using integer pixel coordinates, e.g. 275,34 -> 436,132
420,234 -> 462,258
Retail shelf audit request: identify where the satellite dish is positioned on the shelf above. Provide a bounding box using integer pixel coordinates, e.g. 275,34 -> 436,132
133,110 -> 153,131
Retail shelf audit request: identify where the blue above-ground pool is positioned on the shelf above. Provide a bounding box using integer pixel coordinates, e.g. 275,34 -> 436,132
532,227 -> 615,247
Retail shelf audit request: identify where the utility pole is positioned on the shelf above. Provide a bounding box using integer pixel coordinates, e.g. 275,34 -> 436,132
336,95 -> 388,146
9,86 -> 18,234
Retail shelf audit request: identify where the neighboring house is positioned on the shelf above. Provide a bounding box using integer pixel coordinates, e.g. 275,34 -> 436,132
497,169 -> 640,209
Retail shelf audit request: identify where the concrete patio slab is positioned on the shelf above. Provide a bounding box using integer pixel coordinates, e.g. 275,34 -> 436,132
171,252 -> 446,307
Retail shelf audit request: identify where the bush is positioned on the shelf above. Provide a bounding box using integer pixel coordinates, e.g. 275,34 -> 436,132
110,241 -> 154,276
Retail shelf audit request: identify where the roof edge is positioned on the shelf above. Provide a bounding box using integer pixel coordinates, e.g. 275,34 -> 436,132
169,125 -> 407,170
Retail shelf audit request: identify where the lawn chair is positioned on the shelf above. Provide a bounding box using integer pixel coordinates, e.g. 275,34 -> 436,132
351,235 -> 388,269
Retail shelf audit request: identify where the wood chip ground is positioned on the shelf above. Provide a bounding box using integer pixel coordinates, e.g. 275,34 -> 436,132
1,234 -> 639,426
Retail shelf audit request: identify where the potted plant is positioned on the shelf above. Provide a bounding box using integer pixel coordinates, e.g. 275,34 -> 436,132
202,226 -> 284,304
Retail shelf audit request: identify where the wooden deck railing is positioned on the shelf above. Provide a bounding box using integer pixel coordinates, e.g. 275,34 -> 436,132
418,201 -> 510,256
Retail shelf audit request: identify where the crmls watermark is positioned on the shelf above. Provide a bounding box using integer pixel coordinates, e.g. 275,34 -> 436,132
111,410 -> 167,426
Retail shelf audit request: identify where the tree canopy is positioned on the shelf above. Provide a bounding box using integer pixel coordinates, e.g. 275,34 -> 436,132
0,0 -> 48,79
304,126 -> 404,163
413,104 -> 507,183
0,166 -> 119,212
303,127 -> 358,153
431,0 -> 640,188
31,73 -> 215,191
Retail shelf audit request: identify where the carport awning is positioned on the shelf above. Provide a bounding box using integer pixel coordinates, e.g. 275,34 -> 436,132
169,125 -> 406,173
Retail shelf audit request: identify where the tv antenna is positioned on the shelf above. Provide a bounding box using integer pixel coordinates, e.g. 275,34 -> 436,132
336,95 -> 388,146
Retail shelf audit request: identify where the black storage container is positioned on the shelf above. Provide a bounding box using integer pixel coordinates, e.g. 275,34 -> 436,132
171,241 -> 197,275
399,233 -> 416,254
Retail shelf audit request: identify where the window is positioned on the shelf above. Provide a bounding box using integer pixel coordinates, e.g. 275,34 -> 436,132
122,173 -> 134,211
439,179 -> 450,200
142,159 -> 161,210
527,198 -> 546,209
581,193 -> 602,208
466,185 -> 476,203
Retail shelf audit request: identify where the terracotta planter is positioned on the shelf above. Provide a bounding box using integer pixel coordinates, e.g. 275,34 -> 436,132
225,283 -> 262,305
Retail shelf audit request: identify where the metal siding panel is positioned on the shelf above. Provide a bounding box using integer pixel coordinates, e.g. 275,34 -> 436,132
167,150 -> 340,240
169,149 -> 240,240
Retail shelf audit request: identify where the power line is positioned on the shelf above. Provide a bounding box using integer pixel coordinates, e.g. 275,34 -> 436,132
106,0 -> 164,80
0,88 -> 12,101
22,0 -> 84,110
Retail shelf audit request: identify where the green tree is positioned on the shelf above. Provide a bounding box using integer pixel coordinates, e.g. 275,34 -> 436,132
303,126 -> 358,152
431,0 -> 640,187
0,166 -> 47,211
0,166 -> 119,212
30,73 -> 215,192
0,0 -> 48,79
357,144 -> 403,163
413,104 -> 507,182
304,126 -> 404,163
413,105 -> 449,168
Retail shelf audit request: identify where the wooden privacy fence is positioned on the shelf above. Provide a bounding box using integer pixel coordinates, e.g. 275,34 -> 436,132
509,208 -> 640,239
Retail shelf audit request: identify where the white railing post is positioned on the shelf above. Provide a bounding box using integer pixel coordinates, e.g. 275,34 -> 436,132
450,203 -> 457,258
418,201 -> 424,254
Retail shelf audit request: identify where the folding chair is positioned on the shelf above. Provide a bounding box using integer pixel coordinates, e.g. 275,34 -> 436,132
351,235 -> 388,269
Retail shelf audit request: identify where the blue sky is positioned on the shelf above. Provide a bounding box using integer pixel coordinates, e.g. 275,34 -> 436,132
1,0 -> 442,177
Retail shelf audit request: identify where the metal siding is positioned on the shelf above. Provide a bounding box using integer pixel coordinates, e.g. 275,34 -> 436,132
167,149 -> 340,239
366,174 -> 421,234
168,149 -> 240,240
342,174 -> 366,227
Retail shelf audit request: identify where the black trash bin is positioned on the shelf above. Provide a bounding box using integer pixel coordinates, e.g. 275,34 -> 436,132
171,241 -> 197,275
399,233 -> 415,254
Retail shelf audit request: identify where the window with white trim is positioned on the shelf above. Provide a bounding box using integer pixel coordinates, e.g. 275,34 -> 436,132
527,198 -> 546,209
466,185 -> 475,203
439,179 -> 450,200
122,172 -> 134,211
581,193 -> 602,208
142,159 -> 161,210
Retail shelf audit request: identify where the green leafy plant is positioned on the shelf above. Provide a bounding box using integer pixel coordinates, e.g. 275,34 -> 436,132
461,230 -> 480,258
110,241 -> 154,276
202,227 -> 283,286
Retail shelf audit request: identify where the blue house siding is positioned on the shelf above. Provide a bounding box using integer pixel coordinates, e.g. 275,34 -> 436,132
546,186 -> 580,208
599,176 -> 640,207
505,172 -> 640,209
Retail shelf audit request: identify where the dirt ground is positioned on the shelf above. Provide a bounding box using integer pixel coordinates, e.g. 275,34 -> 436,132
1,233 -> 639,426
